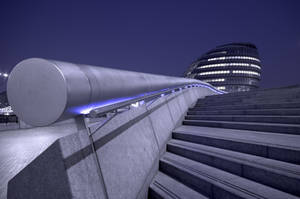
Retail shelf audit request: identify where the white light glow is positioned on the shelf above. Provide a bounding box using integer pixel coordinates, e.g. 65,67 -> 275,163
203,78 -> 225,83
232,70 -> 260,76
216,86 -> 226,90
131,102 -> 139,108
198,63 -> 261,69
199,70 -> 230,76
207,56 -> 260,62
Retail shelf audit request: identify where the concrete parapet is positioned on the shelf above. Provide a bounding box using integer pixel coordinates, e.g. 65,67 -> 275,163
7,87 -> 215,199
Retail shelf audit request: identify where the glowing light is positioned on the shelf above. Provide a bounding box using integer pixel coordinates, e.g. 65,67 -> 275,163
199,70 -> 230,75
207,56 -> 260,62
69,83 -> 226,115
198,63 -> 261,70
131,102 -> 139,108
216,86 -> 226,90
203,78 -> 225,83
232,70 -> 260,76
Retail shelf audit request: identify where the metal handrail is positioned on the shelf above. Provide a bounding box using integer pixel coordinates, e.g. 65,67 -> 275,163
81,81 -> 225,184
87,82 -> 225,118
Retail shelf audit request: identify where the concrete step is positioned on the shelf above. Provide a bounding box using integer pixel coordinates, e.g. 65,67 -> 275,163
148,172 -> 208,199
167,139 -> 300,196
205,92 -> 300,101
185,115 -> 300,124
197,98 -> 300,107
173,125 -> 300,164
243,97 -> 300,104
197,95 -> 300,105
204,86 -> 300,100
187,108 -> 300,116
193,102 -> 300,111
197,97 -> 243,104
160,152 -> 299,199
182,119 -> 300,135
208,85 -> 300,98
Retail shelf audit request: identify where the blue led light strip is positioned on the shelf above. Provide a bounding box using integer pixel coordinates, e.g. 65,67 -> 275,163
70,83 -> 225,115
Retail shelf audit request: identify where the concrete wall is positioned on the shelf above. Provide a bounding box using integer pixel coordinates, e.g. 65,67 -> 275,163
7,87 -> 216,199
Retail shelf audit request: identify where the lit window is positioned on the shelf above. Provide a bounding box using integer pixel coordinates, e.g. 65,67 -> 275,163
216,86 -> 226,90
198,62 -> 261,69
203,78 -> 225,83
207,56 -> 260,62
232,70 -> 260,76
199,70 -> 230,75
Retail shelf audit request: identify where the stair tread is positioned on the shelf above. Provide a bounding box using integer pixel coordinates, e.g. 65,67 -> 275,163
185,115 -> 300,125
168,139 -> 300,178
174,125 -> 300,151
194,102 -> 300,110
150,172 -> 208,199
189,108 -> 300,112
186,115 -> 300,118
162,152 -> 299,199
183,119 -> 300,128
187,108 -> 300,115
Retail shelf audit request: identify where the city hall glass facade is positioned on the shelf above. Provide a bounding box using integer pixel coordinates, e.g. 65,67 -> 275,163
184,43 -> 262,92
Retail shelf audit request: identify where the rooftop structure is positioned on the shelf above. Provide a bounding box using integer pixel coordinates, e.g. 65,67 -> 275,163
185,43 -> 262,92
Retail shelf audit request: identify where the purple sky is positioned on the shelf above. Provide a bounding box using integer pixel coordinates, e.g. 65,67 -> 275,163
0,0 -> 299,92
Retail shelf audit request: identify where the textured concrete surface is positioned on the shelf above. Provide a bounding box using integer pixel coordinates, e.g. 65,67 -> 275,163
0,122 -> 78,199
174,125 -> 300,150
160,152 -> 299,199
183,119 -> 300,135
167,139 -> 300,196
151,87 -> 300,198
149,172 -> 208,199
6,87 -> 215,199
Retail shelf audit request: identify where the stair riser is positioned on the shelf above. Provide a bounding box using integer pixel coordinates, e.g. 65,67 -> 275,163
198,95 -> 300,103
197,98 -> 242,104
203,95 -> 300,102
208,87 -> 300,97
148,188 -> 163,199
197,98 -> 300,107
182,120 -> 300,135
193,103 -> 300,111
187,109 -> 300,116
159,160 -> 239,199
172,132 -> 300,164
167,144 -> 300,196
204,91 -> 300,100
184,116 -> 300,124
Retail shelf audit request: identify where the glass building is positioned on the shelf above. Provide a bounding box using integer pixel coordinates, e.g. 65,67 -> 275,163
184,43 -> 262,92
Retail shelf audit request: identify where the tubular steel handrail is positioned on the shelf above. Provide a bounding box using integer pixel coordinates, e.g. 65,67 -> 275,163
86,82 -> 225,119
7,58 -> 226,126
79,81 -> 225,189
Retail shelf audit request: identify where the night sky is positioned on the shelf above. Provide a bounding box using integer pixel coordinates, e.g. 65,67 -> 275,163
0,0 -> 299,92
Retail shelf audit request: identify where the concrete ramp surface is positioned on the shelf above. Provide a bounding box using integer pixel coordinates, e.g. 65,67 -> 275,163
0,121 -> 78,199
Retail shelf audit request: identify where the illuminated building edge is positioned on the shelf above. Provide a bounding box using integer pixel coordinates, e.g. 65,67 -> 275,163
184,43 -> 262,92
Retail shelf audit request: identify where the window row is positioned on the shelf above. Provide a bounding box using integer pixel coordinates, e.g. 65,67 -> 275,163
199,70 -> 260,76
232,70 -> 260,76
199,70 -> 230,75
197,63 -> 261,70
202,78 -> 225,83
216,86 -> 226,90
207,56 -> 260,62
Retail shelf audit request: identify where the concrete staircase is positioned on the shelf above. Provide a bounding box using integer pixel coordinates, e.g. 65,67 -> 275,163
149,86 -> 300,199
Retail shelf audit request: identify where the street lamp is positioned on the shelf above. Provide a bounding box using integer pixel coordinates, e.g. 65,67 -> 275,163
0,73 -> 9,78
